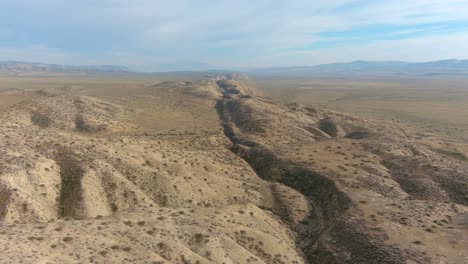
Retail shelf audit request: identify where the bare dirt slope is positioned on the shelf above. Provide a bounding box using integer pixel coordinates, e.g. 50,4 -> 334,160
0,75 -> 466,264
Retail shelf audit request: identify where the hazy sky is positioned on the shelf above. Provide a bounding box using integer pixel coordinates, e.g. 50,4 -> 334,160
1,0 -> 468,71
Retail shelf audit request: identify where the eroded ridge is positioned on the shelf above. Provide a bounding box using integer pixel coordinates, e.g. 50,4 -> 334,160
0,79 -> 306,264
0,76 -> 466,264
214,76 -> 468,264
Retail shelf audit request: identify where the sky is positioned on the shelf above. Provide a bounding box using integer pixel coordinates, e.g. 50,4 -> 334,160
1,0 -> 468,71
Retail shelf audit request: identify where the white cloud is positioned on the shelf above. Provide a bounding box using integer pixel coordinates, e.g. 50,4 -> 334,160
249,32 -> 468,67
1,0 -> 467,70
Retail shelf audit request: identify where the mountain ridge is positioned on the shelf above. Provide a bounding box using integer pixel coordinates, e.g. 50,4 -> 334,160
253,59 -> 468,70
0,61 -> 129,73
249,59 -> 468,77
2,59 -> 468,76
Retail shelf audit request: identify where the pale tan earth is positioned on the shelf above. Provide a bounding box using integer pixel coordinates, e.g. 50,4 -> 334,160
0,75 -> 466,264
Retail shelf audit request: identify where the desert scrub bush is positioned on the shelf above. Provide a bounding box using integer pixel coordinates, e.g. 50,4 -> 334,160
63,236 -> 73,242
74,114 -> 93,132
193,233 -> 205,244
110,203 -> 118,212
318,118 -> 340,137
54,147 -> 85,218
0,188 -> 12,220
27,236 -> 44,241
122,246 -> 132,252
31,111 -> 51,128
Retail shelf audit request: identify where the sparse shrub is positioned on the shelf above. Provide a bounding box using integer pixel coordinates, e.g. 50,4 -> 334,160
28,236 -> 44,241
63,236 -> 73,242
110,203 -> 118,212
193,233 -> 204,244
31,112 -> 51,128
74,114 -> 94,132
122,246 -> 132,252
318,118 -> 340,137
55,148 -> 85,218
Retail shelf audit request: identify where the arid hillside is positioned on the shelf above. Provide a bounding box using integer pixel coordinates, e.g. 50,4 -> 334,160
217,78 -> 467,264
0,75 -> 466,264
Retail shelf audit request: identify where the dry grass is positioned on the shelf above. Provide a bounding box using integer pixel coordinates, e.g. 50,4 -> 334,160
0,74 -> 466,264
0,74 -> 305,264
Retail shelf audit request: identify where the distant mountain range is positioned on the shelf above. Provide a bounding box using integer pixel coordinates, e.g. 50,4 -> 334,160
0,61 -> 129,73
249,59 -> 468,78
2,59 -> 468,77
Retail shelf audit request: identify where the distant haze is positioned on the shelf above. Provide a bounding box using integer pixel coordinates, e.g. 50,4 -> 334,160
0,61 -> 129,73
2,60 -> 468,79
1,1 -> 468,71
248,59 -> 468,78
